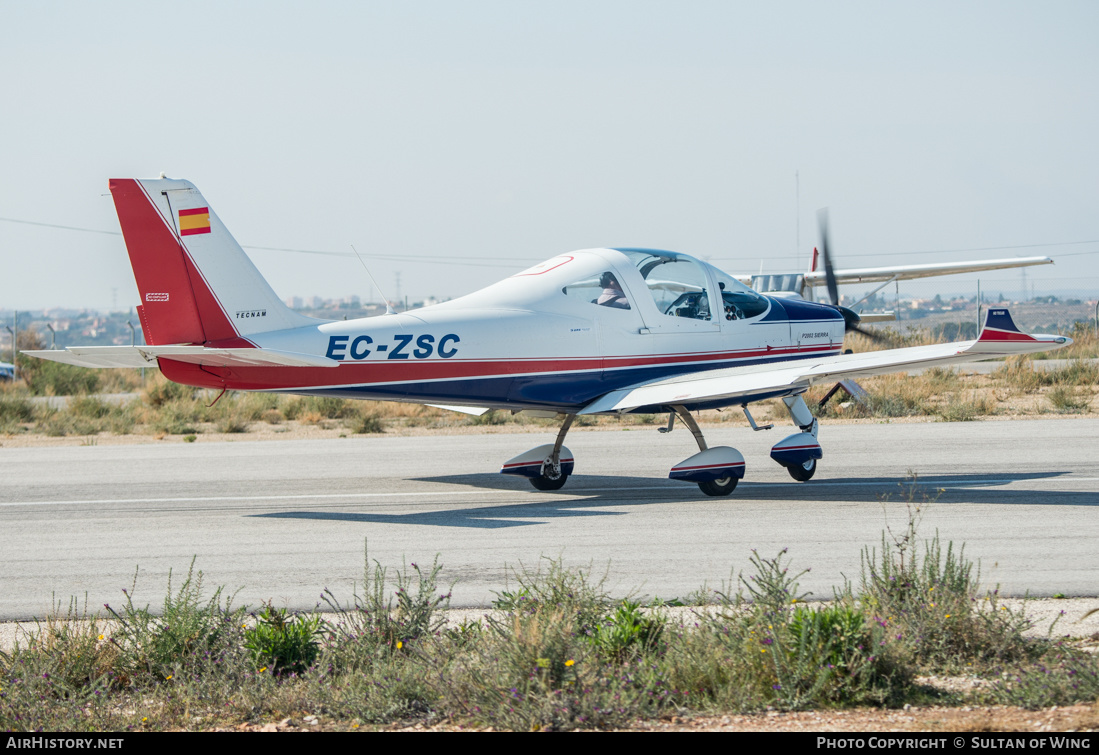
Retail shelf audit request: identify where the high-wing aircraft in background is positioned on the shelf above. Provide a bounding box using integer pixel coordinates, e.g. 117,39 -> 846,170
26,178 -> 1071,496
734,246 -> 1053,312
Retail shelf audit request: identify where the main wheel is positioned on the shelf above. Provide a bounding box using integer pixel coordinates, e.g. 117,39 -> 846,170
529,467 -> 569,491
698,476 -> 738,497
787,458 -> 817,482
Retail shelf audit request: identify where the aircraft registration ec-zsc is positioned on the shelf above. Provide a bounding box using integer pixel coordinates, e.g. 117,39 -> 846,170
27,178 -> 1071,496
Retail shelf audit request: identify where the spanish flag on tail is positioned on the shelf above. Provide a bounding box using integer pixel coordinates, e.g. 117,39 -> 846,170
178,207 -> 211,236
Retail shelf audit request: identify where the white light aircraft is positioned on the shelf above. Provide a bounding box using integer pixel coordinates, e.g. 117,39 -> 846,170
26,178 -> 1072,496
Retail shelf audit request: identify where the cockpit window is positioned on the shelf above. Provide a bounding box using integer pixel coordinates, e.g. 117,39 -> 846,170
617,250 -> 712,321
751,273 -> 804,295
714,269 -> 770,320
562,271 -> 631,310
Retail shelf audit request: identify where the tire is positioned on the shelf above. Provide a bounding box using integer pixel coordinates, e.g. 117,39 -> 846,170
787,458 -> 817,482
698,476 -> 738,497
529,471 -> 569,491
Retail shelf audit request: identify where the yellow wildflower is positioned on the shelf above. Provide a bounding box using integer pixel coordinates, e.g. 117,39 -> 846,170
397,641 -> 403,649
565,659 -> 575,667
97,634 -> 104,641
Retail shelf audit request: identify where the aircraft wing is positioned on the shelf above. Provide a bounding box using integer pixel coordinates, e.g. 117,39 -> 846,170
802,256 -> 1052,287
579,309 -> 1069,414
22,345 -> 339,369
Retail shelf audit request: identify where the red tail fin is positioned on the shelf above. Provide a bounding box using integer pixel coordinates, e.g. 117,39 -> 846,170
110,179 -> 207,345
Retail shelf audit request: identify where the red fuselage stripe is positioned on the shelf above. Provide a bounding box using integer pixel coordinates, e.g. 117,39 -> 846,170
672,462 -> 746,471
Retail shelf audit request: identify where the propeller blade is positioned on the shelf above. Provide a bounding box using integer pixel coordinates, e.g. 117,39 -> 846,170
852,324 -> 891,344
817,208 -> 839,307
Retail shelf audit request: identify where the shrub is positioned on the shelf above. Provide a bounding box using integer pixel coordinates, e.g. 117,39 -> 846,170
243,603 -> 323,676
322,547 -> 450,662
691,549 -> 912,710
103,559 -> 246,684
986,648 -> 1099,709
347,411 -> 385,434
22,360 -> 100,396
0,395 -> 36,431
447,559 -> 671,729
590,600 -> 665,662
215,412 -> 249,433
858,479 -> 1034,670
260,408 -> 283,424
1047,385 -> 1089,414
143,376 -> 188,407
935,393 -> 995,422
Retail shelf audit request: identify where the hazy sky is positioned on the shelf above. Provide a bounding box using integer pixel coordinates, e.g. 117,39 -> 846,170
2,1 -> 1097,311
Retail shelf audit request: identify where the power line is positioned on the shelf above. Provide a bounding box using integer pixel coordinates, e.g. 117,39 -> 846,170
3,214 -> 1097,265
0,216 -> 121,236
0,216 -> 538,268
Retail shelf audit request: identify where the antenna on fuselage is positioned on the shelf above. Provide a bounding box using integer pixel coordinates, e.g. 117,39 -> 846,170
350,245 -> 397,315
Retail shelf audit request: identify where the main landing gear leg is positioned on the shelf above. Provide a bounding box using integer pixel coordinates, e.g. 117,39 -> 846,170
669,405 -> 741,497
531,414 -> 575,491
672,405 -> 708,453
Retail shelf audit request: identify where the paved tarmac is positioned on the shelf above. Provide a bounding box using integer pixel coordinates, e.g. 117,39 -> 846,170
1,418 -> 1096,619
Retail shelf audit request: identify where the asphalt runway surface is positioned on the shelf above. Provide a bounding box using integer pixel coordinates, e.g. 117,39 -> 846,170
2,418 -> 1097,620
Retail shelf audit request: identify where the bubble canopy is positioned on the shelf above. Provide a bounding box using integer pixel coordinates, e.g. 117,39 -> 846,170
613,248 -> 769,321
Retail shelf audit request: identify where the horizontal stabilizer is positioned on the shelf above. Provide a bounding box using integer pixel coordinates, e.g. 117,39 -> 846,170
23,346 -> 338,369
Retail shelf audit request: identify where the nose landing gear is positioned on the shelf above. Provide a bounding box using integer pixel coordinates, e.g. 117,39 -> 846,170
770,395 -> 822,482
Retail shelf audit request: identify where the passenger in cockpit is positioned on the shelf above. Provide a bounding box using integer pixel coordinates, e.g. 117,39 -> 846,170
595,272 -> 630,309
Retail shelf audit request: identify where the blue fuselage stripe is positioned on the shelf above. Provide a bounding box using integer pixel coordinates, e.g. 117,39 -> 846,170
289,349 -> 838,411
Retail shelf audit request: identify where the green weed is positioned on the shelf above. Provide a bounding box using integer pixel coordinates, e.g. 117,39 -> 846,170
103,559 -> 246,684
243,603 -> 324,676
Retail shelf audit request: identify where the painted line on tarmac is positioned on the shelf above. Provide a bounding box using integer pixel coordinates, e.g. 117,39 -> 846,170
3,477 -> 1086,508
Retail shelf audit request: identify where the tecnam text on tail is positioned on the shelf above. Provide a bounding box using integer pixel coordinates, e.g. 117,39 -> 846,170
26,177 -> 1071,495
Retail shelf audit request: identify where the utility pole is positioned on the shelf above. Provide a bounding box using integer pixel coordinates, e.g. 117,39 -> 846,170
5,323 -> 15,383
795,170 -> 800,271
976,280 -> 982,332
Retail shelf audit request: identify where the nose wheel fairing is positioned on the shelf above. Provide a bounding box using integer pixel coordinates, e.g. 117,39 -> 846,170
501,414 -> 576,491
769,432 -> 823,468
500,443 -> 576,480
668,447 -> 746,483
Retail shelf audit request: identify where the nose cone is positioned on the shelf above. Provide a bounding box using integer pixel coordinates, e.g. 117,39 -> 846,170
775,297 -> 846,324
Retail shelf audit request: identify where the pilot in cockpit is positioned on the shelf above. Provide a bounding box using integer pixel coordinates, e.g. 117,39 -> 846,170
595,272 -> 630,309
